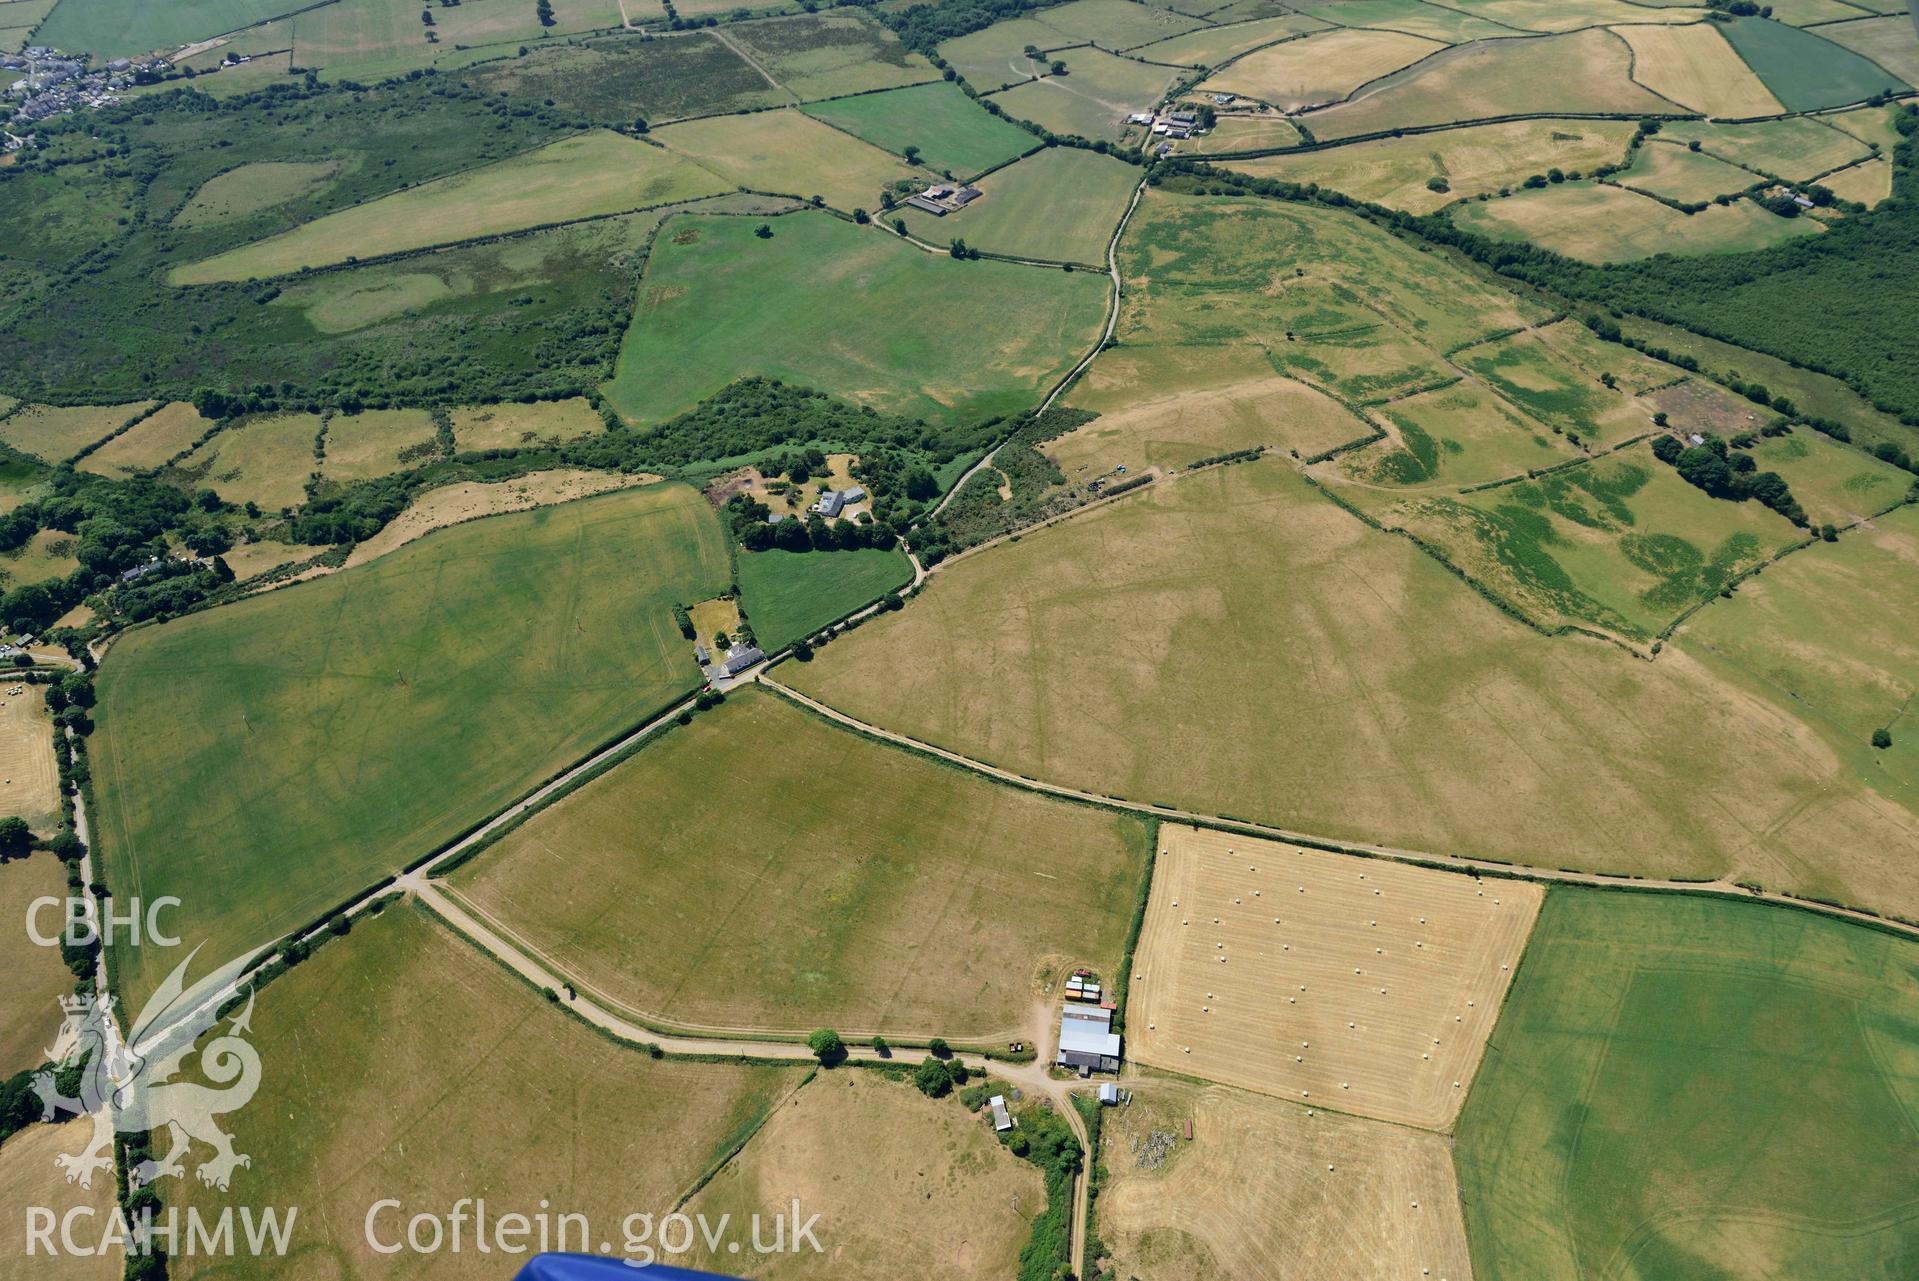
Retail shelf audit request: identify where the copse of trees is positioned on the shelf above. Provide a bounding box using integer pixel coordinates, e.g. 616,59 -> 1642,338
1650,431 -> 1807,526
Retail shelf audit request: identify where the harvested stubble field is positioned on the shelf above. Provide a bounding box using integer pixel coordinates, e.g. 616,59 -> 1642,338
75,401 -> 209,477
785,457 -> 1919,921
1821,15 -> 1919,91
1450,183 -> 1820,261
1455,888 -> 1919,1281
0,1119 -> 120,1281
684,1072 -> 1042,1279
1617,21 -> 1783,118
1174,112 -> 1303,154
990,49 -> 1181,141
606,210 -> 1107,428
0,855 -> 76,1078
897,146 -> 1138,263
1198,27 -> 1445,110
1132,14 -> 1329,68
653,110 -> 929,214
1298,0 -> 1522,42
1025,0 -> 1211,48
1822,155 -> 1894,206
170,412 -> 319,512
1128,826 -> 1539,1128
173,903 -> 807,1281
1097,1078 -> 1474,1281
1226,118 -> 1637,213
450,687 -> 1151,1037
1442,0 -> 1707,30
0,402 -> 148,464
1303,29 -> 1676,140
0,682 -> 58,833
173,131 -> 726,283
93,484 -> 729,1006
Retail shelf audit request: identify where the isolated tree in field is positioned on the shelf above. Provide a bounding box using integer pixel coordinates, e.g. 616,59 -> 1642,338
808,1028 -> 846,1063
1050,59 -> 1067,75
754,223 -> 773,239
1873,728 -> 1893,749
0,817 -> 30,858
903,144 -> 921,165
421,8 -> 434,24
536,0 -> 555,25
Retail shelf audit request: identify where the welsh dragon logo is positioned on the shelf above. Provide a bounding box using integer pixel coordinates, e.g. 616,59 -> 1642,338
34,947 -> 263,1192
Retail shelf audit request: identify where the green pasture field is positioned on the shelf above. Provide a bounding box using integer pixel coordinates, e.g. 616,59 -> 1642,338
735,546 -> 913,651
1745,425 -> 1913,526
1659,114 -> 1871,179
1356,444 -> 1802,640
92,483 -> 731,1005
653,110 -> 930,213
1616,312 -> 1917,456
1227,118 -> 1636,213
1766,0 -> 1880,20
1024,0 -> 1210,48
172,131 -> 726,283
727,11 -> 938,101
1720,15 -> 1906,111
1682,501 -> 1919,776
604,210 -> 1108,427
462,32 -> 789,125
1198,26 -> 1445,111
174,16 -> 290,67
990,49 -> 1180,140
898,146 -> 1137,263
449,687 -> 1152,1036
1302,29 -> 1674,139
1298,0 -> 1526,43
174,902 -> 806,1280
1820,17 -> 1919,93
169,413 -> 319,511
1455,325 -> 1662,444
29,0 -> 306,57
133,51 -> 292,98
1441,0 -> 1708,31
938,18 -> 1063,91
1177,112 -> 1303,153
172,161 -> 339,227
1618,140 -> 1761,202
803,81 -> 1037,178
317,407 -> 439,483
0,401 -> 148,463
76,402 -> 211,477
783,455 -> 1919,920
1130,14 -> 1329,68
1336,378 -> 1580,487
1455,889 -> 1919,1281
1450,183 -> 1821,262
1116,191 -> 1543,403
293,0 -> 627,82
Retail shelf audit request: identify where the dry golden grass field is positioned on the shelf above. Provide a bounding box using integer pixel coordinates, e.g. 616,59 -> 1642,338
1199,27 -> 1443,109
1617,22 -> 1783,119
220,539 -> 332,581
1052,364 -> 1373,477
343,470 -> 654,568
786,458 -> 1919,921
0,403 -> 150,464
448,398 -> 606,452
173,903 -> 808,1280
318,408 -> 438,483
0,854 -> 76,1079
685,1072 -> 1042,1279
0,683 -> 58,835
1822,156 -> 1894,207
1227,118 -> 1637,214
75,402 -> 209,477
171,413 -> 319,512
654,111 -> 929,215
1097,1078 -> 1473,1281
0,1120 -> 120,1281
1128,826 -> 1539,1128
